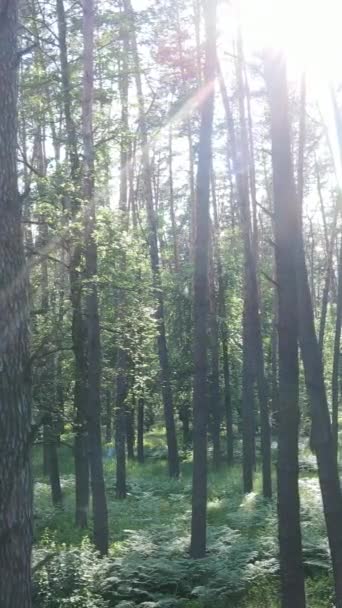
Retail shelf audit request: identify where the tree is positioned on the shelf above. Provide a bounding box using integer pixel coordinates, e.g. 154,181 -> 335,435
0,1 -> 33,604
264,49 -> 306,607
56,0 -> 89,528
82,0 -> 108,555
123,0 -> 180,478
190,0 -> 216,559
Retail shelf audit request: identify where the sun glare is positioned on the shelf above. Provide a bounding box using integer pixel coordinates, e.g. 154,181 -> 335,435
235,0 -> 342,84
218,0 -> 342,185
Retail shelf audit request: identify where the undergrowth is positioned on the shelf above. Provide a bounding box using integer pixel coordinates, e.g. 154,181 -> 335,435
32,438 -> 335,608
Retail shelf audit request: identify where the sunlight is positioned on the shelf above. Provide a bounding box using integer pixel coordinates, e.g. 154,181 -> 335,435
234,0 -> 342,86
218,0 -> 342,186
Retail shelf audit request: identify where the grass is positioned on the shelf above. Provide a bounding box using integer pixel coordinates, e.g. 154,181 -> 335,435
32,433 -> 334,607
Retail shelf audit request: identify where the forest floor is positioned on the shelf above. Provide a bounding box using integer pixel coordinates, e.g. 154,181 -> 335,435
32,430 -> 334,607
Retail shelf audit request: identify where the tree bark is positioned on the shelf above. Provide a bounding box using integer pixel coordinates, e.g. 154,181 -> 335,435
190,0 -> 216,559
264,49 -> 306,608
211,169 -> 233,464
56,0 -> 89,528
115,349 -> 128,499
0,2 -> 33,604
126,407 -> 135,460
82,0 -> 108,555
332,232 -> 342,461
294,84 -> 342,608
209,244 -> 221,470
137,396 -> 145,464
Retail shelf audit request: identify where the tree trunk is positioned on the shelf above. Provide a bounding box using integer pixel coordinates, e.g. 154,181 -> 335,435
56,0 -> 89,528
137,396 -> 145,464
241,304 -> 255,493
124,0 -> 179,478
264,49 -> 306,608
105,390 -> 112,444
115,349 -> 128,499
82,0 -> 108,555
332,233 -> 342,461
0,2 -> 33,604
126,407 -> 135,460
47,434 -> 63,507
209,248 -> 221,470
293,85 -> 342,608
211,171 -> 233,464
296,205 -> 342,608
190,0 -> 216,559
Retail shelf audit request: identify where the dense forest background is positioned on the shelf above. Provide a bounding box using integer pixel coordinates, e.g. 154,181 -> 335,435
2,0 -> 342,606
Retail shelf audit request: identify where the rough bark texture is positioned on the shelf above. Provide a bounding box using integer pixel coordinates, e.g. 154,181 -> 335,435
190,0 -> 216,559
265,50 -> 306,608
0,2 -> 33,604
82,0 -> 108,555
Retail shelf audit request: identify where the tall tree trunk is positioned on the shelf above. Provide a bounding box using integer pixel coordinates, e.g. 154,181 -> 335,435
296,199 -> 342,608
318,194 -> 338,353
126,407 -> 135,460
294,86 -> 342,608
82,0 -> 108,555
190,0 -> 216,559
56,0 -> 89,527
105,389 -> 112,443
332,232 -> 342,461
211,169 -> 233,464
264,49 -> 306,608
0,2 -> 33,604
137,396 -> 145,464
114,2 -> 131,498
209,243 -> 221,470
219,47 -> 272,497
115,349 -> 128,499
169,127 -> 179,272
124,0 -> 179,478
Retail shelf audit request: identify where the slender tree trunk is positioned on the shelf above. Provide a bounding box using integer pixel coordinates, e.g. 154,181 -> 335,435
265,49 -> 306,608
294,85 -> 342,608
169,127 -> 179,272
137,396 -> 145,463
47,428 -> 63,507
220,47 -> 272,496
190,0 -> 216,559
332,232 -> 342,461
82,0 -> 108,555
124,0 -> 179,478
56,0 -> 89,527
126,407 -> 135,460
209,244 -> 221,470
295,205 -> 342,608
0,2 -> 32,604
115,349 -> 128,499
318,200 -> 338,353
114,2 -> 131,497
211,170 -> 233,464
105,390 -> 112,443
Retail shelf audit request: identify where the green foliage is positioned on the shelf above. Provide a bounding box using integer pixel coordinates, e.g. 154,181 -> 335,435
33,439 -> 334,608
